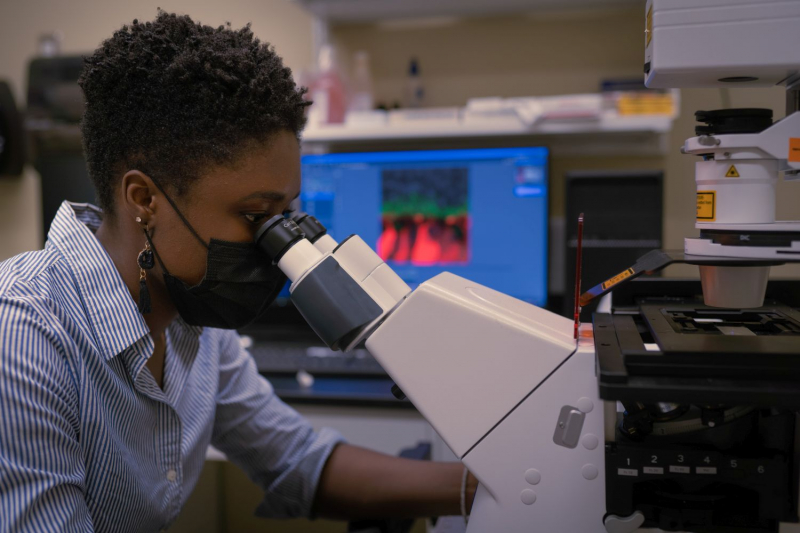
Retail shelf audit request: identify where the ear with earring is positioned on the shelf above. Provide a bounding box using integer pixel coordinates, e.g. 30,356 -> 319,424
135,216 -> 154,314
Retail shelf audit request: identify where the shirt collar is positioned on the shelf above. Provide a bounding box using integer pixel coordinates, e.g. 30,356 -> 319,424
47,201 -> 201,360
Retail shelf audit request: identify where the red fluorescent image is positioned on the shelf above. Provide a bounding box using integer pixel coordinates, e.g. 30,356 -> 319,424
378,168 -> 470,266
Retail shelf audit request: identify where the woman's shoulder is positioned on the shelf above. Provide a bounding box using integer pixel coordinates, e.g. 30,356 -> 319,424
0,248 -> 89,387
1,245 -> 61,284
0,246 -> 75,329
0,249 -> 82,412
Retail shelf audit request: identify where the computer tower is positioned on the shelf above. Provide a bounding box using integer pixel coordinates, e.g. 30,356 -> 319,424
564,171 -> 663,320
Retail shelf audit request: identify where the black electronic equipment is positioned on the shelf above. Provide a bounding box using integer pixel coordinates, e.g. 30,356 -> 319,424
0,80 -> 25,177
565,171 -> 663,320
596,279 -> 800,532
26,56 -> 95,239
606,412 -> 796,533
27,56 -> 85,124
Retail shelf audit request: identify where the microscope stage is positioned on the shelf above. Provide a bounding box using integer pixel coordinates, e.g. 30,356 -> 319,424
595,299 -> 800,407
635,302 -> 800,372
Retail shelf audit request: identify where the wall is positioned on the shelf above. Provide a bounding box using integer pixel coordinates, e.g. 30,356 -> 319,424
331,6 -> 800,279
0,0 -> 315,260
332,7 -> 644,108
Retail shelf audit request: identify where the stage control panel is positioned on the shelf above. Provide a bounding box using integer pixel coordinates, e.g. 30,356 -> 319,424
604,442 -> 793,532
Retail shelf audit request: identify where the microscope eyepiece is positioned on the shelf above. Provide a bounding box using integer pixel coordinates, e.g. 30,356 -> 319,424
291,213 -> 328,243
255,215 -> 306,264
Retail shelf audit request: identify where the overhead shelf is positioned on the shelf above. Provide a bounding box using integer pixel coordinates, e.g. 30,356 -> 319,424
302,113 -> 674,157
293,0 -> 640,23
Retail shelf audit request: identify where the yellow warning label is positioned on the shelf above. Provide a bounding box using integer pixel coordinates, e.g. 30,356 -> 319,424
617,94 -> 675,116
725,165 -> 740,178
646,5 -> 653,47
790,138 -> 800,163
697,191 -> 716,221
602,268 -> 635,291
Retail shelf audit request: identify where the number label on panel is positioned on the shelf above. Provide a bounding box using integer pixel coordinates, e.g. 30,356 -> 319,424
651,455 -> 658,464
731,460 -> 738,468
758,465 -> 765,474
626,458 -> 631,466
703,456 -> 711,464
677,455 -> 685,463
669,465 -> 691,474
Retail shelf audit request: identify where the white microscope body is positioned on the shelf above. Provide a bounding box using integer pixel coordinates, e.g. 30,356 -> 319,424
260,223 -> 608,532
367,273 -> 606,533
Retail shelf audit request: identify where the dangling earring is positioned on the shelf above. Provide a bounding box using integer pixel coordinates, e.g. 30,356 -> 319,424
136,217 -> 154,314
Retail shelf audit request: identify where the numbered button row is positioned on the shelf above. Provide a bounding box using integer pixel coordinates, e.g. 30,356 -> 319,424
617,456 -> 769,478
621,452 -> 721,469
617,465 -> 716,476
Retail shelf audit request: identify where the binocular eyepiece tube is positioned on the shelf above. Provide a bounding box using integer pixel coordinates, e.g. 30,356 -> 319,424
292,213 -> 338,254
254,213 -> 411,351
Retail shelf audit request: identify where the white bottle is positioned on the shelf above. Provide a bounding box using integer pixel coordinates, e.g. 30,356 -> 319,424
349,51 -> 374,113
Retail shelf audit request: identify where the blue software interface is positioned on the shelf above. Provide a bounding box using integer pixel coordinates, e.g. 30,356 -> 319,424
297,147 -> 549,306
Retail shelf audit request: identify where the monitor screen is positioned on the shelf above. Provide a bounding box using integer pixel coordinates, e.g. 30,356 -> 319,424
289,147 -> 549,306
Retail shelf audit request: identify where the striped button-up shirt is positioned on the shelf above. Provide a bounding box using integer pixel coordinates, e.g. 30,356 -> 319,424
0,202 -> 343,532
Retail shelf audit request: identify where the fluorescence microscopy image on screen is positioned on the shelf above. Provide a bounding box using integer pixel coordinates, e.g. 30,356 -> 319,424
378,167 -> 470,266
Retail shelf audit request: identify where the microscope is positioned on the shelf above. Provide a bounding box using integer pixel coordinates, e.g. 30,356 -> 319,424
254,1 -> 800,530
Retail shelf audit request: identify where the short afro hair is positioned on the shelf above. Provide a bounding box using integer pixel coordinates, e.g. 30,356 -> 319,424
78,11 -> 310,214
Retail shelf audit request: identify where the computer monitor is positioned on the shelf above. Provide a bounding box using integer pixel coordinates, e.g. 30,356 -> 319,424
294,147 -> 549,306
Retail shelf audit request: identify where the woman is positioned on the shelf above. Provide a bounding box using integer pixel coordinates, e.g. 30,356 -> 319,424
0,12 -> 475,532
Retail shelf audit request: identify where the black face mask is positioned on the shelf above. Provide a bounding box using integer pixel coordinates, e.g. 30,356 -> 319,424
145,181 -> 287,329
